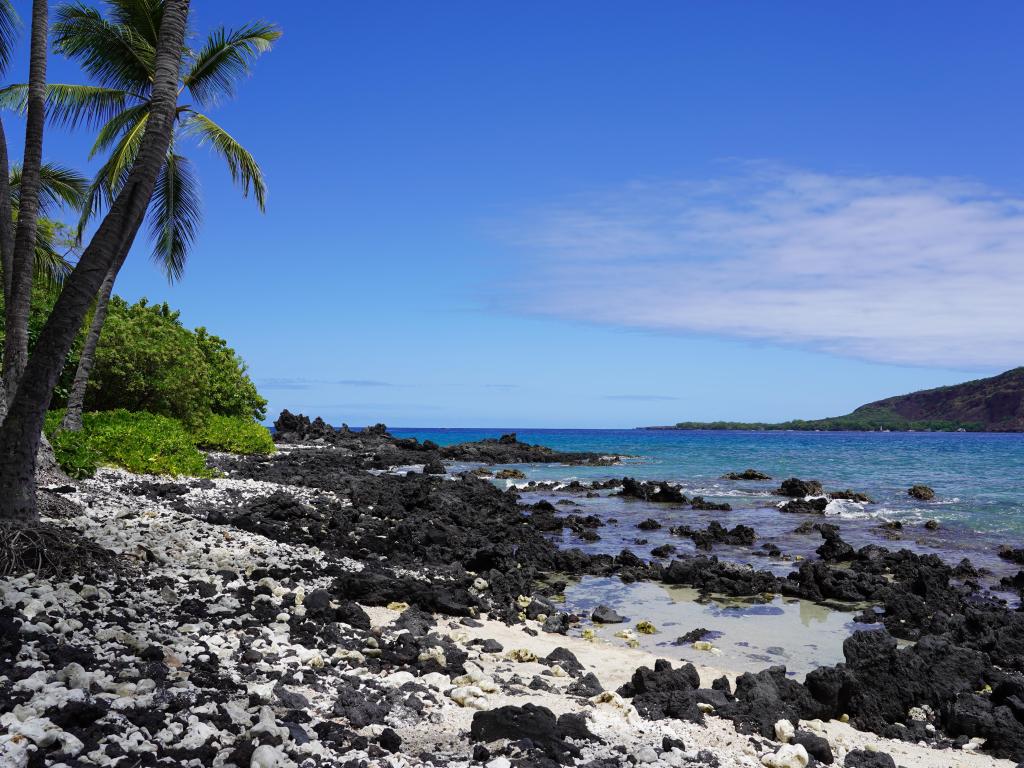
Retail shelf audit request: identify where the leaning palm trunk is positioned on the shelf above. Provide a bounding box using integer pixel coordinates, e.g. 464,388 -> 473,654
61,251 -> 126,431
0,115 -> 15,303
2,0 -> 48,399
0,0 -> 191,522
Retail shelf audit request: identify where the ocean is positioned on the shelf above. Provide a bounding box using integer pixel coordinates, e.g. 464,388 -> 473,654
390,427 -> 1024,673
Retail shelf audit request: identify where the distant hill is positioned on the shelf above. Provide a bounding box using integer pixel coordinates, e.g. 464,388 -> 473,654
648,367 -> 1024,432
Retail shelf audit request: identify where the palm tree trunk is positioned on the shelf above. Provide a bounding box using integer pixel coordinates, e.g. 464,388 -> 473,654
0,115 -> 15,307
0,0 -> 191,522
61,252 -> 125,431
2,0 -> 48,401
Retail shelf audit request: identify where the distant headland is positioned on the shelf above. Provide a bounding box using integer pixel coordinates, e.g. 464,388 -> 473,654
645,367 -> 1024,432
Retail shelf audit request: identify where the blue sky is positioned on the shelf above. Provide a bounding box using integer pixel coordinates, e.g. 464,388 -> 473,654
8,1 -> 1024,427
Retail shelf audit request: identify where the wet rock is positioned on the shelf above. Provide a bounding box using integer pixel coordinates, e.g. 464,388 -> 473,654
815,525 -> 855,563
644,545 -> 672,561
423,458 -> 446,475
637,518 -> 662,531
908,485 -> 935,501
776,478 -> 824,497
780,498 -> 829,515
723,469 -> 771,481
827,489 -> 873,503
690,496 -> 733,511
591,605 -> 627,624
999,546 -> 1024,565
495,468 -> 527,480
675,628 -> 714,645
663,554 -> 781,597
618,478 -> 687,503
670,521 -> 756,551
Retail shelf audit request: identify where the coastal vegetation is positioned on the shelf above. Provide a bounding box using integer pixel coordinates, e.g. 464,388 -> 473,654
45,409 -> 273,479
0,0 -> 277,521
3,273 -> 272,477
654,367 -> 1024,432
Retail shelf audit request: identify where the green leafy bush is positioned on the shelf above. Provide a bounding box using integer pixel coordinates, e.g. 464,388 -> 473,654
86,298 -> 267,424
45,410 -> 274,478
48,427 -> 99,479
46,410 -> 212,478
193,414 -> 275,454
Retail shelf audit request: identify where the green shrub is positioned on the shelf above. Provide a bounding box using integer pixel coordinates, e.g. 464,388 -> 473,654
193,414 -> 275,454
86,298 -> 267,424
48,427 -> 99,479
45,410 -> 274,478
46,409 -> 211,478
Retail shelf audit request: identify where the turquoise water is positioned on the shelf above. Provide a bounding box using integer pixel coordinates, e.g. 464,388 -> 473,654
392,428 -> 1024,571
390,427 -> 1024,672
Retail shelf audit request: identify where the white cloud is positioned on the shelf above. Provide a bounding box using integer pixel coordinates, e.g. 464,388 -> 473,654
503,166 -> 1024,368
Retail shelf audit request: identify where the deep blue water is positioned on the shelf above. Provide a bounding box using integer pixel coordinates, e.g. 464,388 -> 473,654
391,428 -> 1024,573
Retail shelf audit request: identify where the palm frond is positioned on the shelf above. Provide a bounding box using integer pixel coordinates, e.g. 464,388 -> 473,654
148,152 -> 200,282
38,163 -> 88,213
0,83 -> 132,129
33,219 -> 75,290
182,111 -> 266,210
0,0 -> 19,77
106,0 -> 163,47
89,101 -> 149,159
11,162 -> 89,213
75,115 -> 148,238
184,21 -> 280,107
105,109 -> 149,189
52,2 -> 155,92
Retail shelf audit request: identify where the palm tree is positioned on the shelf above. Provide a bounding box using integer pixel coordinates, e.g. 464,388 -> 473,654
7,0 -> 278,430
0,0 -> 192,521
8,162 -> 89,289
0,0 -> 19,315
3,0 -> 51,401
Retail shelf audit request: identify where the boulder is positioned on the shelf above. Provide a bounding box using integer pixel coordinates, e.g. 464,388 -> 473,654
776,478 -> 823,497
723,469 -> 771,480
591,605 -> 627,624
843,750 -> 895,768
908,484 -> 935,501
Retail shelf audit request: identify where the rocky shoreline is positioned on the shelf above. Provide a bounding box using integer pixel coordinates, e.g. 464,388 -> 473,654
2,414 -> 1023,767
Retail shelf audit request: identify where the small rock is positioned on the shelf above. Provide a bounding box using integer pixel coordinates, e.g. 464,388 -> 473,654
908,484 -> 935,501
592,604 -> 627,624
760,743 -> 808,768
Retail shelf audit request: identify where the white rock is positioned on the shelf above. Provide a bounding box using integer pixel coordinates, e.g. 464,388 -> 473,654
635,745 -> 659,762
250,707 -> 290,741
761,743 -> 808,768
774,718 -> 795,743
250,744 -> 293,768
485,758 -> 511,768
420,672 -> 451,690
383,671 -> 416,688
449,685 -> 488,709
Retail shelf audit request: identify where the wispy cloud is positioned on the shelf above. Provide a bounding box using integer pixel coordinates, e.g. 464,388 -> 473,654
258,377 -> 393,390
604,394 -> 681,401
502,165 -> 1024,369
